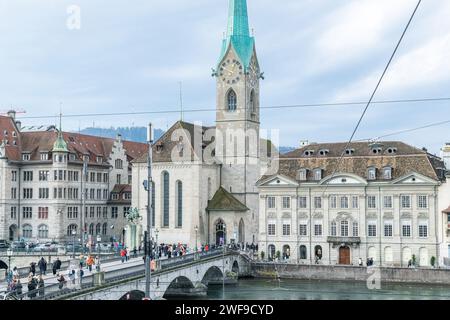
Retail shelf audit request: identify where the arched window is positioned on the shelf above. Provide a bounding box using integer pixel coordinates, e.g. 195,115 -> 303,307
67,224 -> 77,236
215,219 -> 226,246
299,245 -> 307,260
96,223 -> 101,235
268,244 -> 276,261
250,90 -> 256,113
282,245 -> 290,260
38,224 -> 49,239
115,159 -> 123,169
89,223 -> 94,235
340,220 -> 349,237
238,218 -> 245,243
22,224 -> 32,238
162,171 -> 170,227
102,223 -> 107,235
227,89 -> 237,111
176,181 -> 183,228
315,245 -> 323,260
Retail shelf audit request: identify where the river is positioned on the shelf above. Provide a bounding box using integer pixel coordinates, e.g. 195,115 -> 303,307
182,278 -> 450,300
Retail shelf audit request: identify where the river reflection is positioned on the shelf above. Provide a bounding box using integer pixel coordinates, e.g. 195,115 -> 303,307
181,278 -> 450,300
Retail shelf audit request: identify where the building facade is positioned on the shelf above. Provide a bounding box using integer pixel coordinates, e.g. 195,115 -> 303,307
131,0 -> 271,249
257,141 -> 447,267
0,112 -> 147,244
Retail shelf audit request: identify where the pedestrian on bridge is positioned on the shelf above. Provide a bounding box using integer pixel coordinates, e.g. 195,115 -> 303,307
15,279 -> 23,300
38,275 -> 45,297
29,262 -> 36,276
38,257 -> 47,275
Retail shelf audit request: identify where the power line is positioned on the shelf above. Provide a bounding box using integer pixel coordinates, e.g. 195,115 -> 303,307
320,0 -> 422,197
15,96 -> 449,120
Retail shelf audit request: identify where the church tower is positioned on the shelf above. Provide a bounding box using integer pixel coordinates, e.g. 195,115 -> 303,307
213,0 -> 262,244
214,0 -> 261,192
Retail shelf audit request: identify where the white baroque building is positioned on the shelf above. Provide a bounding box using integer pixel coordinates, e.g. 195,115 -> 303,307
0,112 -> 147,243
257,141 -> 447,267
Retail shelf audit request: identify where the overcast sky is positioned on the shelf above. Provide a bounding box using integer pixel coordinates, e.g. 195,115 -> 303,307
0,0 -> 449,154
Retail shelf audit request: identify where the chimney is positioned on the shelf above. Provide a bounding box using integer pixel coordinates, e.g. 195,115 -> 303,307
300,140 -> 309,147
7,110 -> 16,120
15,120 -> 21,131
422,147 -> 428,152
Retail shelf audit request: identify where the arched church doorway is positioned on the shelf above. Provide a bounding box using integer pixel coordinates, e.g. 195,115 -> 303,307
215,219 -> 226,246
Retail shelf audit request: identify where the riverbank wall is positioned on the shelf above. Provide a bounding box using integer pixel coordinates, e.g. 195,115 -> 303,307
251,262 -> 450,285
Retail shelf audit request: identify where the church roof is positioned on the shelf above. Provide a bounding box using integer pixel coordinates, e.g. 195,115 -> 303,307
206,187 -> 249,212
217,0 -> 255,70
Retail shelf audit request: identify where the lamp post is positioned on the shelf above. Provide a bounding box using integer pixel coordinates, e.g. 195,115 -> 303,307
97,235 -> 101,271
7,248 -> 13,271
194,225 -> 198,259
71,229 -> 76,259
145,123 -> 153,300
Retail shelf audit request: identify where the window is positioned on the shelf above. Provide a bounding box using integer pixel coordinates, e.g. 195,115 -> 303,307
22,207 -> 32,219
96,223 -> 101,235
96,156 -> 102,163
298,169 -> 307,181
313,169 -> 322,181
402,222 -> 411,237
340,196 -> 349,209
23,171 -> 33,181
401,195 -> 411,209
176,181 -> 183,227
367,167 -> 376,180
22,154 -> 30,161
352,222 -> 359,237
299,224 -> 307,236
22,224 -> 32,238
250,90 -> 256,114
123,193 -> 131,200
103,207 -> 108,219
330,196 -> 337,209
367,196 -> 377,209
97,207 -> 101,218
123,207 -> 130,218
102,223 -> 107,235
227,89 -> 237,111
67,207 -> 79,219
39,171 -> 49,181
314,197 -> 322,209
299,245 -> 307,260
419,223 -> 428,238
267,197 -> 276,209
368,223 -> 377,237
90,207 -> 94,218
103,173 -> 108,183
298,197 -> 307,209
11,188 -> 17,199
282,197 -> 291,209
418,195 -> 428,209
383,196 -> 393,209
40,153 -> 48,161
115,159 -> 123,169
161,171 -> 170,227
90,172 -> 95,182
330,221 -> 337,236
111,207 -> 118,219
10,207 -> 17,219
38,207 -> 48,219
11,170 -> 17,181
352,196 -> 359,209
384,222 -> 393,237
282,223 -> 291,236
340,221 -> 349,236
67,224 -> 77,236
90,189 -> 95,200
383,167 -> 392,180
314,223 -> 323,236
268,223 -> 276,236
38,225 -> 48,238
89,223 -> 94,235
117,174 -> 121,185
23,188 -> 33,199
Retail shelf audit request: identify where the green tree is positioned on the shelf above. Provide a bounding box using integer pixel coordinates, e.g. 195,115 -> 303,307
276,250 -> 281,260
412,254 -> 417,266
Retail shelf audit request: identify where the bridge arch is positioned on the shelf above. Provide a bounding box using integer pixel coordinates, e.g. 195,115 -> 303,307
163,276 -> 196,298
119,290 -> 145,300
201,266 -> 224,285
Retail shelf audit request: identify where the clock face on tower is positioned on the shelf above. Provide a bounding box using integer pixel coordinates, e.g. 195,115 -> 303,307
219,59 -> 243,85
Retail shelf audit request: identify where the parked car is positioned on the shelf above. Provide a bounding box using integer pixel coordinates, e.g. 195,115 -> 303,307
10,241 -> 26,250
0,240 -> 9,249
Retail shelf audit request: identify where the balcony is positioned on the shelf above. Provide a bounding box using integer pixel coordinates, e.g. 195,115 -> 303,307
327,236 -> 361,248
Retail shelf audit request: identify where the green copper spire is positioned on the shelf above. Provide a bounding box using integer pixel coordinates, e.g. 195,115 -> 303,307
217,0 -> 255,71
52,112 -> 68,153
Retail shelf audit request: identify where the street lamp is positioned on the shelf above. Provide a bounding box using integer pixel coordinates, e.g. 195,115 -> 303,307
71,229 -> 77,259
194,225 -> 198,258
7,248 -> 13,271
96,235 -> 102,271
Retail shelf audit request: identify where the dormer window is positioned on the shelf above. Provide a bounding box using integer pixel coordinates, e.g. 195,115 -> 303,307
83,155 -> 89,162
319,149 -> 329,156
367,167 -> 377,180
345,149 -> 355,155
297,168 -> 308,181
313,168 -> 323,181
22,153 -> 30,161
40,153 -> 48,161
155,142 -> 164,153
96,156 -> 103,163
3,130 -> 8,136
383,166 -> 392,180
123,193 -> 131,200
12,131 -> 16,137
70,154 -> 76,161
111,193 -> 119,200
304,150 -> 315,157
386,147 -> 397,154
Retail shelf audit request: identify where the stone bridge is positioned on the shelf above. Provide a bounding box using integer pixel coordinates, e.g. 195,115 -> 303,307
58,249 -> 250,300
